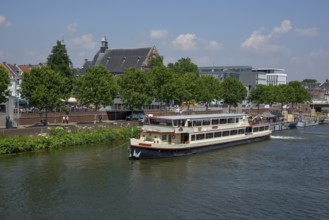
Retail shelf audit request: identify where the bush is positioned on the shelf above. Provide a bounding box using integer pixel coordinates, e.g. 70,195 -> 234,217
0,126 -> 137,155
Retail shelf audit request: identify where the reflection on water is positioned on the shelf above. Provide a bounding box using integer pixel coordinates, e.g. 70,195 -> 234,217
1,126 -> 329,219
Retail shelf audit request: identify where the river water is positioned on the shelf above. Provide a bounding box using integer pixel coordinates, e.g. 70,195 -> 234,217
1,125 -> 329,220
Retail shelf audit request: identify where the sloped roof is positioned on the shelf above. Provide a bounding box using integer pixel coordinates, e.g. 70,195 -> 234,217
320,79 -> 329,90
18,65 -> 32,73
91,47 -> 156,74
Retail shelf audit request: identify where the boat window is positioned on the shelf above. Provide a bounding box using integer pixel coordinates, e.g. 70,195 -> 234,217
203,120 -> 210,126
259,127 -> 264,131
193,120 -> 202,126
228,118 -> 234,124
196,134 -> 205,140
236,118 -> 239,123
253,127 -> 259,132
173,120 -> 178,126
230,130 -> 237,135
212,119 -> 219,125
150,119 -> 173,126
223,131 -> 230,136
188,121 -> 192,127
162,135 -> 167,141
220,118 -> 227,124
191,135 -> 195,141
206,133 -> 213,139
214,132 -> 222,137
238,129 -> 245,134
265,126 -> 269,130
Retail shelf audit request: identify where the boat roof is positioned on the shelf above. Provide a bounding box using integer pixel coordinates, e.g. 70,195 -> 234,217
150,113 -> 246,120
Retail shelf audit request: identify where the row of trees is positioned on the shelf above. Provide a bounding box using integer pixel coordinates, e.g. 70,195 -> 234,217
249,82 -> 311,111
0,41 -> 311,124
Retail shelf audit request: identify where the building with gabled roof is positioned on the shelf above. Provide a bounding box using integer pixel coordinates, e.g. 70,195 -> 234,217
82,36 -> 159,75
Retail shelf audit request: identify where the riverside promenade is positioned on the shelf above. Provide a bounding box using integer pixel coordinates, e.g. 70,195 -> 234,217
0,120 -> 138,137
1,104 -> 326,137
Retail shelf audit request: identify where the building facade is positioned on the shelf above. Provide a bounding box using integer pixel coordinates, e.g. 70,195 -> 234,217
252,68 -> 287,85
82,36 -> 159,75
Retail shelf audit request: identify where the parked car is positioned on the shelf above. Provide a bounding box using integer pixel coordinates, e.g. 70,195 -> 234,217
126,113 -> 146,121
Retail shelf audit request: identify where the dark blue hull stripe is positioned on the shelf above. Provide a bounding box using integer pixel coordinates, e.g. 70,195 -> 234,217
129,135 -> 270,159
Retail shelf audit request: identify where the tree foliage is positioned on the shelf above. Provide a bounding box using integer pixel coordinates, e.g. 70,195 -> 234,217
149,65 -> 174,109
150,56 -> 165,69
221,77 -> 247,111
275,84 -> 294,109
170,73 -> 199,110
47,40 -> 73,78
20,66 -> 69,122
248,84 -> 268,111
74,65 -> 118,110
196,75 -> 222,110
0,66 -> 10,103
167,57 -> 199,76
302,79 -> 317,83
47,40 -> 73,93
118,68 -> 153,111
288,81 -> 311,105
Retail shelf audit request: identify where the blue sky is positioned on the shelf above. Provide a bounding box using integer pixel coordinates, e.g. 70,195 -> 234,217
1,0 -> 328,82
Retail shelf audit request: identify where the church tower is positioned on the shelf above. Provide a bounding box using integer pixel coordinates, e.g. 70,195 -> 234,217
100,36 -> 108,53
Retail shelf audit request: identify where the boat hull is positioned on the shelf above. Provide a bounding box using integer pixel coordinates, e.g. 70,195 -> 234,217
129,134 -> 271,159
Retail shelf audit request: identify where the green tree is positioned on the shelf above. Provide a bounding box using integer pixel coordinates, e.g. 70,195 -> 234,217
167,57 -> 199,76
275,84 -> 294,110
171,72 -> 199,111
196,75 -> 222,110
0,66 -> 10,103
248,84 -> 268,112
118,68 -> 153,111
149,65 -> 174,111
74,65 -> 118,110
221,77 -> 247,112
150,56 -> 165,68
20,66 -> 69,124
263,84 -> 277,107
47,40 -> 73,93
288,81 -> 311,106
302,79 -> 317,84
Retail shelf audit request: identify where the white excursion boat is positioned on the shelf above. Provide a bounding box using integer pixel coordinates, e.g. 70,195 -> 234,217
129,113 -> 272,159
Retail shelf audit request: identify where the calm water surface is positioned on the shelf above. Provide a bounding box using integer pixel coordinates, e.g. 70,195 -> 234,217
1,126 -> 329,220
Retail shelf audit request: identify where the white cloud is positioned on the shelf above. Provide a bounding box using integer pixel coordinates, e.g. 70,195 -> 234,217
67,23 -> 77,35
0,15 -> 11,27
269,19 -> 292,37
241,29 -> 268,50
150,29 -> 168,39
69,34 -> 97,50
205,40 -> 222,50
171,33 -> 197,51
241,19 -> 292,53
295,28 -> 319,37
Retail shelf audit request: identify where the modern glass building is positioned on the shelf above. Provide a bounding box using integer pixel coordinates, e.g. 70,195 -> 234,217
252,68 -> 287,85
198,66 -> 257,89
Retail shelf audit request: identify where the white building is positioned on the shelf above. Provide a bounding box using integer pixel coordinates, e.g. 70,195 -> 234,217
252,68 -> 287,85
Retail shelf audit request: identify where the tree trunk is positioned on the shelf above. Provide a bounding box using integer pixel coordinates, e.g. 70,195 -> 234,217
45,109 -> 48,125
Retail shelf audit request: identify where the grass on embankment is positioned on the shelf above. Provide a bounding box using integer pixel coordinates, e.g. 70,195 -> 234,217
0,126 -> 137,155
